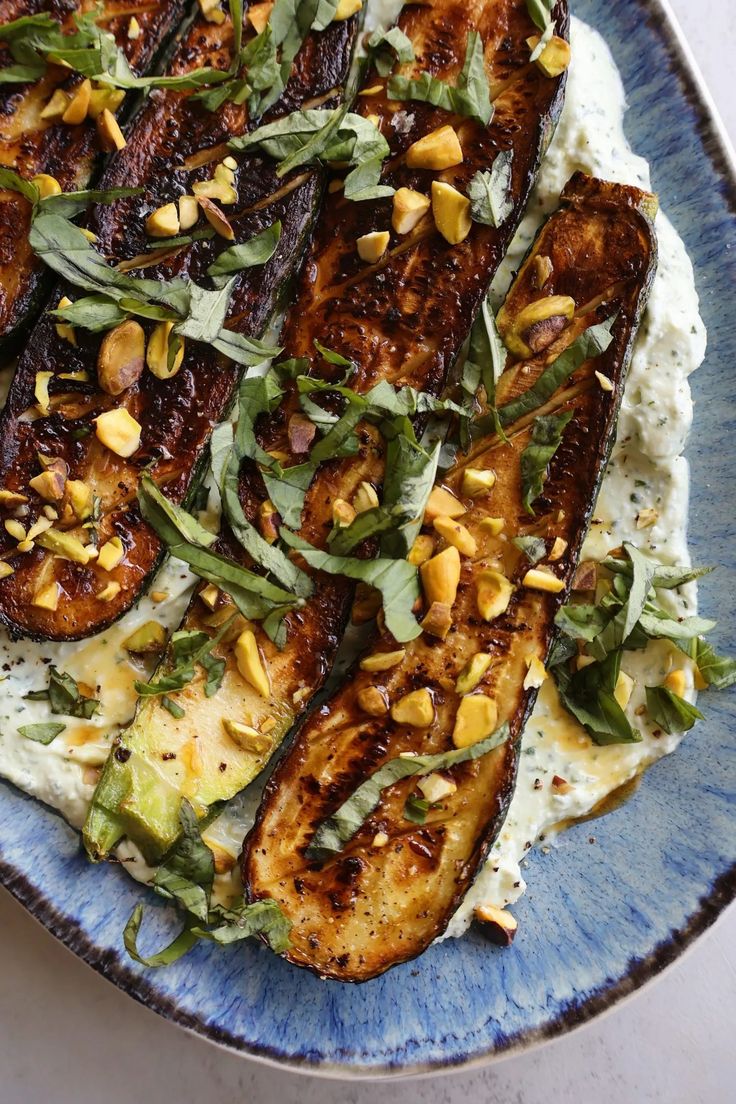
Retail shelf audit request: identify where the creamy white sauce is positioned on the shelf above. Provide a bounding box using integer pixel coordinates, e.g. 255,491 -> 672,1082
0,15 -> 707,936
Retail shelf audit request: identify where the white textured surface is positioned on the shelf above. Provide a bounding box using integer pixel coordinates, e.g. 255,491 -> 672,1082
1,1 -> 734,1099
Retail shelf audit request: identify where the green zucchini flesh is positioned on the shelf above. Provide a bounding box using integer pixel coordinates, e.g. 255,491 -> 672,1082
83,0 -> 569,864
242,173 -> 659,981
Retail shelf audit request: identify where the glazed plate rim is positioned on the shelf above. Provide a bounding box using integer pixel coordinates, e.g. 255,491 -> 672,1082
2,0 -> 736,1079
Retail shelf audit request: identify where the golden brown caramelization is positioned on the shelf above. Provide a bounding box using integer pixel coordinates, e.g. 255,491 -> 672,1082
243,173 -> 658,982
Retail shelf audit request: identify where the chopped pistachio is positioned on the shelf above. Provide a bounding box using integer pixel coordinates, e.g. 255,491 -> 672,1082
522,567 -> 565,593
424,485 -> 464,521
392,187 -> 430,234
32,582 -> 60,610
34,371 -> 53,414
475,569 -> 513,620
178,194 -> 199,230
124,621 -> 166,654
462,468 -> 496,497
98,320 -> 145,395
62,79 -> 92,124
594,369 -> 614,392
417,772 -> 456,803
549,537 -> 567,561
431,181 -> 472,245
360,648 -> 406,673
147,320 -> 185,380
357,230 -> 390,264
66,480 -> 94,521
55,296 -> 77,346
0,561 -> 14,579
94,408 -> 142,457
452,694 -> 498,749
36,529 -> 91,564
352,481 -> 380,513
479,517 -> 504,537
497,294 -> 575,358
420,600 -> 452,639
421,545 -> 461,607
97,580 -> 122,601
432,515 -> 477,557
356,685 -> 389,716
97,536 -> 124,572
406,125 -> 463,170
97,108 -> 126,152
234,629 -> 270,697
408,533 -> 434,566
390,688 -> 434,728
456,652 -> 492,695
223,719 -> 271,754
332,498 -> 356,528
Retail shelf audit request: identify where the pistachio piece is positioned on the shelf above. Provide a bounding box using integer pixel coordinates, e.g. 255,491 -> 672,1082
31,174 -> 61,199
406,125 -> 463,170
32,582 -> 60,610
97,536 -> 124,572
198,0 -> 226,23
94,408 -> 142,457
97,320 -> 145,395
476,569 -> 513,620
408,533 -> 434,566
431,181 -> 472,245
522,567 -> 565,593
614,670 -> 635,708
432,515 -> 477,557
479,517 -> 503,538
497,294 -> 575,358
462,468 -> 496,497
36,529 -> 91,564
548,536 -> 567,561
146,202 -> 180,238
54,295 -> 77,345
62,79 -> 91,124
663,668 -> 686,698
87,88 -> 125,119
40,89 -> 70,122
455,652 -> 492,695
417,772 -> 456,803
523,654 -> 547,690
178,194 -> 199,230
452,694 -> 498,748
360,649 -> 405,673
124,620 -> 166,654
390,688 -> 434,728
353,481 -> 379,513
198,583 -> 220,610
424,485 -> 464,521
474,903 -> 517,945
420,600 -> 452,639
0,562 -> 14,580
356,685 -> 388,716
531,254 -> 553,289
332,498 -> 356,528
147,321 -> 185,380
97,580 -> 122,601
257,499 -> 279,543
372,831 -> 389,848
0,490 -> 28,508
4,519 -> 25,541
528,34 -> 571,78
127,15 -> 141,38
223,719 -> 271,754
34,371 -> 53,414
421,545 -> 461,607
196,195 -> 235,238
97,107 -> 126,152
66,479 -> 94,521
29,467 -> 66,502
288,412 -> 316,455
247,1 -> 273,34
192,179 -> 238,206
334,0 -> 362,17
357,230 -> 390,264
392,187 -> 430,234
234,629 -> 270,697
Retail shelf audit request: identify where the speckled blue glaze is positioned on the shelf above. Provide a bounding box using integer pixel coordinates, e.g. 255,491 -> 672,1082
1,0 -> 734,1076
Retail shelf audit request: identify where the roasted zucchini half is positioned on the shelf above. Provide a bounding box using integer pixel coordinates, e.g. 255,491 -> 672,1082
83,0 -> 569,863
0,0 -> 187,349
0,8 -> 359,640
242,173 -> 658,981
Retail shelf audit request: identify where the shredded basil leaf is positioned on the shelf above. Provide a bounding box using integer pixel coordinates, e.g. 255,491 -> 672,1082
519,409 -> 573,515
25,666 -> 100,718
366,26 -> 415,77
206,221 -> 281,284
387,31 -> 493,125
689,637 -> 736,690
645,686 -> 703,736
468,151 -> 514,227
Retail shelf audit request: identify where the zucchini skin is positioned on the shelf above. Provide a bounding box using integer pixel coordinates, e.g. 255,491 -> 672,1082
0,0 -> 189,352
0,10 -> 359,641
83,0 -> 571,863
242,174 -> 659,981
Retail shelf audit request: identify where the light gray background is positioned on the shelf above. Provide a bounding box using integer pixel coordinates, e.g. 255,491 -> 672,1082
1,1 -> 734,1100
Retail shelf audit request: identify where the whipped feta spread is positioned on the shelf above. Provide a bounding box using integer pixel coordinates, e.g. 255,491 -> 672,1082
0,16 -> 707,935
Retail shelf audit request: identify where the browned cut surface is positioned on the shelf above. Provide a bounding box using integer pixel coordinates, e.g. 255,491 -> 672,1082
243,174 -> 658,982
0,9 -> 358,639
0,0 -> 187,345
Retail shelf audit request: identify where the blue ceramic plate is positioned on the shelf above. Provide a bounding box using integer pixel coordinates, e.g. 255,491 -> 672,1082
1,0 -> 735,1076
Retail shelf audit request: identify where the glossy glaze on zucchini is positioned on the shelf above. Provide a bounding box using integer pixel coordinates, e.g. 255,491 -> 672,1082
243,174 -> 658,981
0,0 -> 187,348
83,0 -> 569,864
0,7 -> 359,640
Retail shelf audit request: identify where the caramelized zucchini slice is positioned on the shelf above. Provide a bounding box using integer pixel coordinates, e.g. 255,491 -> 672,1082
0,0 -> 187,349
242,173 -> 658,981
0,8 -> 360,641
84,0 -> 569,862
